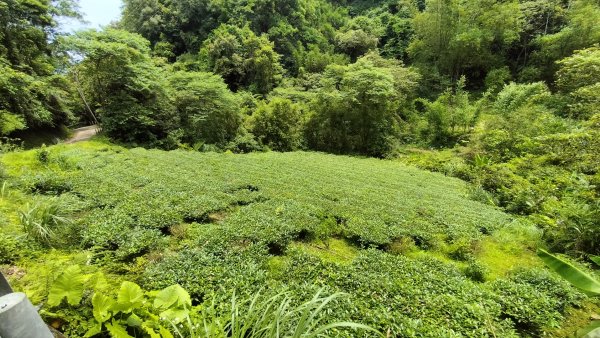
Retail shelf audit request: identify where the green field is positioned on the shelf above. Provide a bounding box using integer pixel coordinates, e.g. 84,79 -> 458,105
0,142 -> 591,337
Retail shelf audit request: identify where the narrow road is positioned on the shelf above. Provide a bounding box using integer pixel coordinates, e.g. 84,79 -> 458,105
65,125 -> 100,144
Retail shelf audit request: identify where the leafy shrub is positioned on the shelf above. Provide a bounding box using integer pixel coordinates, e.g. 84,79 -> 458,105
448,238 -> 478,261
387,236 -> 418,255
0,233 -> 19,264
490,268 -> 583,335
168,71 -> 242,146
485,67 -> 511,94
224,130 -> 263,154
464,260 -> 488,282
421,76 -> 475,146
249,97 -> 305,151
28,172 -> 73,195
306,55 -> 419,157
46,265 -> 376,337
493,82 -> 551,114
36,145 -> 50,164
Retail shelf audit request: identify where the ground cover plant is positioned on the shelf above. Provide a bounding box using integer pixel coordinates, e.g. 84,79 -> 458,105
1,141 -> 596,337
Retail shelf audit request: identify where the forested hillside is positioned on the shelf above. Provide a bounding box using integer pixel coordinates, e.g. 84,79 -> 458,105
1,0 -> 600,337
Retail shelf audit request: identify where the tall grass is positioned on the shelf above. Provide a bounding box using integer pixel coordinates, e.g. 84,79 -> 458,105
172,289 -> 381,338
18,199 -> 72,246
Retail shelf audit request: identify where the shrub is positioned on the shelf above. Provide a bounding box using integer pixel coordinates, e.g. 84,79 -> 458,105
249,98 -> 305,151
0,233 -> 19,264
224,130 -> 263,153
168,71 -> 242,146
422,76 -> 475,146
490,268 -> 583,335
464,260 -> 488,282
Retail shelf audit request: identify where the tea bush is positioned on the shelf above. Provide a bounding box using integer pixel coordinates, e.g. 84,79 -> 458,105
0,143 -> 587,336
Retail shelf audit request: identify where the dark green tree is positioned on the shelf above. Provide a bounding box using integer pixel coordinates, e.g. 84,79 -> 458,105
200,24 -> 284,94
65,29 -> 178,147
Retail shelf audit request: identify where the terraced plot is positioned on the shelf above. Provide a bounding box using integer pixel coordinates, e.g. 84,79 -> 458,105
2,142 -> 583,337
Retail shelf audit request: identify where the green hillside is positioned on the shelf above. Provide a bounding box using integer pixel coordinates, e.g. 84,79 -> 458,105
1,142 -> 592,337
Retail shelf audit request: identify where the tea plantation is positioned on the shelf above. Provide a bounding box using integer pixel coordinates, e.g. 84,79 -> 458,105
0,142 -> 591,336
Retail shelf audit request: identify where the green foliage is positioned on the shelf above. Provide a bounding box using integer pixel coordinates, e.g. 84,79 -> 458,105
306,55 -> 419,156
421,76 -> 475,146
490,268 -> 584,335
18,198 -> 73,247
47,265 -> 86,307
249,97 -> 305,151
168,71 -> 242,145
556,46 -> 600,119
0,232 -> 19,264
408,0 -> 521,86
485,67 -> 512,94
538,250 -> 600,337
464,260 -> 488,282
200,24 -> 284,94
65,29 -> 179,147
533,1 -> 600,82
537,250 -> 600,296
46,264 -> 374,338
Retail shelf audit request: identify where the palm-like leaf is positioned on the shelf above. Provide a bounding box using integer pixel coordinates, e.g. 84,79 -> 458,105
537,249 -> 600,296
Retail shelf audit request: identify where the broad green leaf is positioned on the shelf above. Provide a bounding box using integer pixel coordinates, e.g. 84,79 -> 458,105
154,284 -> 191,310
114,281 -> 144,313
591,256 -> 600,267
92,293 -> 114,323
47,265 -> 86,307
91,272 -> 110,292
127,313 -> 143,327
84,323 -> 102,338
159,326 -> 174,338
106,320 -> 133,338
579,320 -> 600,338
538,249 -> 600,295
159,308 -> 189,324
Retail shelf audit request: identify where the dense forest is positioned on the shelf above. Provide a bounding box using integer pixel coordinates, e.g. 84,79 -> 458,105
1,0 -> 600,337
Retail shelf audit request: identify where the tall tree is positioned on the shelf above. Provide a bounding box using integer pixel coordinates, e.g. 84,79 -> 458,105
65,29 -> 178,147
0,0 -> 80,135
200,24 -> 283,94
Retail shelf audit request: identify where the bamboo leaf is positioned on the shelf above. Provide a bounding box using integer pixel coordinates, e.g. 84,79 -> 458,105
591,256 -> 600,268
537,249 -> 600,295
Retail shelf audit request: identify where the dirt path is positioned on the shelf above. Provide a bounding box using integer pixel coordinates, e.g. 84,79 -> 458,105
65,125 -> 100,144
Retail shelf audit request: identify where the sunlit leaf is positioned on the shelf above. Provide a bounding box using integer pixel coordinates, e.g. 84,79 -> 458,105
154,284 -> 191,310
47,265 -> 86,307
106,320 -> 133,338
92,293 -> 114,323
159,326 -> 174,338
114,281 -> 144,313
83,323 -> 102,338
537,249 -> 600,295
